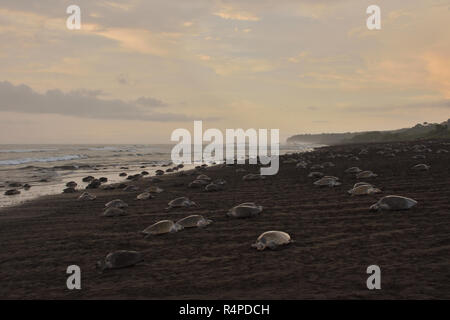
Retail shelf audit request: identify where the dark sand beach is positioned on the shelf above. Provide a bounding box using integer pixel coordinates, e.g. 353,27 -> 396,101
1,140 -> 449,299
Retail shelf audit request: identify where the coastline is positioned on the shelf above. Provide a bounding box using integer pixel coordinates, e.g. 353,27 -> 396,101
0,140 -> 449,299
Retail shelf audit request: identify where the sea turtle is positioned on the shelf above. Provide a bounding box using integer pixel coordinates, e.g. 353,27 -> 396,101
347,185 -> 381,196
175,215 -> 212,228
196,174 -> 212,181
123,185 -> 139,192
251,231 -> 293,251
356,171 -> 378,179
296,162 -> 307,169
66,181 -> 77,188
96,250 -> 143,272
213,179 -> 227,186
63,187 -> 76,193
205,183 -> 223,192
136,192 -> 153,200
86,179 -> 102,189
189,179 -> 209,188
141,220 -> 183,236
370,195 -> 417,211
78,192 -> 96,201
353,182 -> 372,188
412,164 -> 430,171
102,207 -> 127,217
148,186 -> 164,193
227,203 -> 263,218
322,162 -> 335,167
167,197 -> 197,209
105,199 -> 128,209
345,167 -> 362,174
308,171 -> 324,178
82,176 -> 95,182
313,177 -> 341,187
4,189 -> 20,196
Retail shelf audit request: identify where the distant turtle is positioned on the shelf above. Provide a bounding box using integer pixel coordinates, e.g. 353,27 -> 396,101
136,192 -> 153,200
353,182 -> 372,188
148,186 -> 164,193
370,195 -> 417,211
102,207 -> 127,217
127,174 -> 142,181
105,199 -> 128,209
213,179 -> 227,186
78,192 -> 96,201
189,179 -> 209,188
8,182 -> 22,188
412,164 -> 430,171
167,197 -> 197,209
323,175 -> 339,180
66,181 -> 77,188
227,203 -> 263,218
82,176 -> 95,182
308,171 -> 324,178
175,215 -> 212,228
205,183 -> 223,192
322,162 -> 335,167
4,189 -> 20,196
196,174 -> 211,181
119,172 -> 127,177
123,185 -> 139,192
141,220 -> 182,236
155,170 -> 164,176
96,250 -> 143,272
296,162 -> 307,169
348,185 -> 381,196
86,179 -> 102,189
251,231 -> 293,251
345,167 -> 362,174
99,177 -> 108,183
63,187 -> 76,193
356,171 -> 377,179
313,177 -> 341,187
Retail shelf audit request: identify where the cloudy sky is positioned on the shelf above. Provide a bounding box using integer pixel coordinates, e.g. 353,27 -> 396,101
0,0 -> 449,143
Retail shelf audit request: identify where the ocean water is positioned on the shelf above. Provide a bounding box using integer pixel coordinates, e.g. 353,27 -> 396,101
0,143 -> 319,208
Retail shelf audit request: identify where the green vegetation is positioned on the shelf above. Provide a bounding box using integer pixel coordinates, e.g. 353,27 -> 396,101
287,119 -> 450,145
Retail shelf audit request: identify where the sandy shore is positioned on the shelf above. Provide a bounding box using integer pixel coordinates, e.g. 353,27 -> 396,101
0,140 -> 449,299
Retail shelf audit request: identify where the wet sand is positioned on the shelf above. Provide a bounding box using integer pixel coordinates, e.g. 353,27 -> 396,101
0,140 -> 449,299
